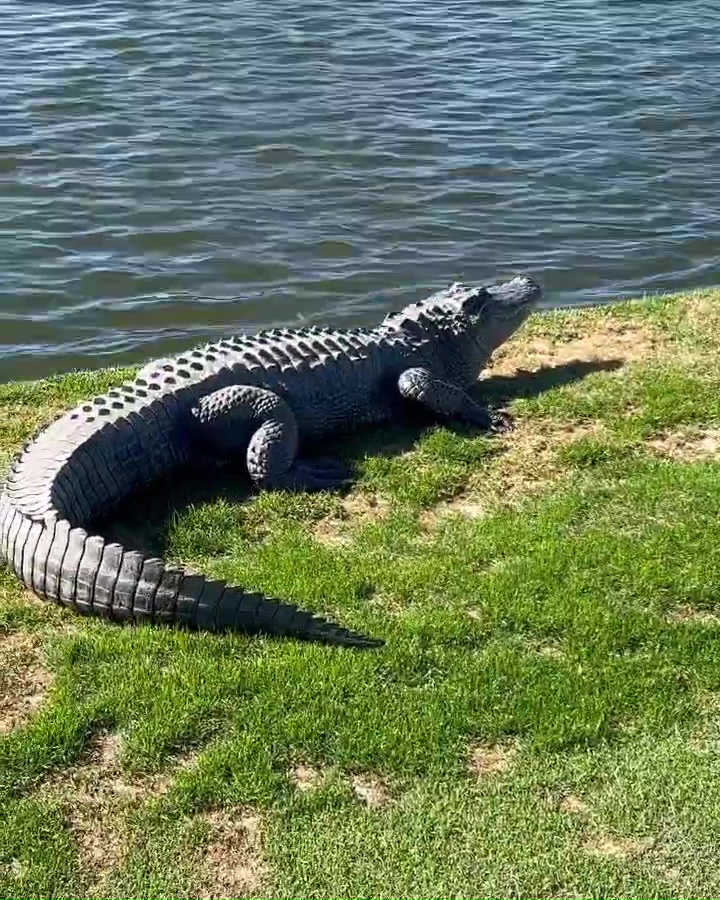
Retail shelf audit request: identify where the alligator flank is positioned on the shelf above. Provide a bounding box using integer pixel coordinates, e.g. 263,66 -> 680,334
0,275 -> 542,648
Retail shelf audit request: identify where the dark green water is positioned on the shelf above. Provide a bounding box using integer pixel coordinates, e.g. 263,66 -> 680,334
1,1 -> 719,380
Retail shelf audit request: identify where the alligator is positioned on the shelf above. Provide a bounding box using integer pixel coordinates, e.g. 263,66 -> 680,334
0,274 -> 541,648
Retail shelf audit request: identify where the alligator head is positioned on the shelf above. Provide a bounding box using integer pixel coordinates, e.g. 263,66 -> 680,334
385,274 -> 542,388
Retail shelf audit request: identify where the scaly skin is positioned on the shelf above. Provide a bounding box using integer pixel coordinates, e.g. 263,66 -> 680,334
0,275 -> 541,648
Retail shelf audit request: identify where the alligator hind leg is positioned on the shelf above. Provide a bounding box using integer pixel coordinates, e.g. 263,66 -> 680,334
191,385 -> 351,491
398,367 -> 511,432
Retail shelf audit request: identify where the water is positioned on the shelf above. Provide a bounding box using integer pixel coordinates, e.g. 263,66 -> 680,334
1,1 -> 719,381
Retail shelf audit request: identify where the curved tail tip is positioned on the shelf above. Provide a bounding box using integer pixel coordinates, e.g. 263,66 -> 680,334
308,624 -> 385,649
348,635 -> 385,650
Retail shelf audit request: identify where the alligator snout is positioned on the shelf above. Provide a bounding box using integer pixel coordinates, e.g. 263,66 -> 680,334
496,274 -> 543,306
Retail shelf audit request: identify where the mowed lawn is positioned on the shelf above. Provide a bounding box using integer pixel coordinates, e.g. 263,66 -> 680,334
4,289 -> 720,898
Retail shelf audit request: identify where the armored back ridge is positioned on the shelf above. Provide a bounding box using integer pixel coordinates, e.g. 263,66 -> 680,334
0,275 -> 541,647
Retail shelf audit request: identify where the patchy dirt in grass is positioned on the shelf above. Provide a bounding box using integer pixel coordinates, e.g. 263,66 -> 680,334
289,763 -> 326,792
313,492 -> 391,545
667,604 -> 720,626
196,808 -> 268,899
2,858 -> 26,880
470,420 -> 588,498
34,733 -> 130,895
351,773 -> 393,809
33,730 -> 200,897
67,808 -> 127,897
421,421 -> 603,529
647,428 -> 720,462
288,762 -> 394,808
0,631 -> 52,734
466,607 -> 484,625
686,693 -> 720,752
693,690 -> 720,718
584,833 -> 655,859
468,741 -> 518,778
342,492 -> 391,521
37,730 -> 198,802
658,861 -> 701,897
688,728 -> 720,756
558,794 -> 590,815
490,318 -> 661,377
526,637 -> 566,660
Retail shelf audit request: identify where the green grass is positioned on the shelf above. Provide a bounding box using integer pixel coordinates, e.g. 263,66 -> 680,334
3,287 -> 720,897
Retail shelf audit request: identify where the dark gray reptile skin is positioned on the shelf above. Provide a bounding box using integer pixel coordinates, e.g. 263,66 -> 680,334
0,275 -> 541,648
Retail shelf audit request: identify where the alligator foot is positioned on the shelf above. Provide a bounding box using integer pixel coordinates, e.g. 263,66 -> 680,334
485,409 -> 514,434
453,405 -> 513,434
398,367 -> 514,435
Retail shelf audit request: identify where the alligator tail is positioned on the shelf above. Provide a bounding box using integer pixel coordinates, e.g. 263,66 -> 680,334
0,497 -> 382,649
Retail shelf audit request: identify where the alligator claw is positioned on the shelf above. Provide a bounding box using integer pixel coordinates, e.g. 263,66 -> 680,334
458,405 -> 513,434
488,409 -> 513,434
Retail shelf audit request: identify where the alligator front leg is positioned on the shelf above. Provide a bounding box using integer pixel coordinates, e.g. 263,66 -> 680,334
191,385 -> 350,491
398,367 -> 510,431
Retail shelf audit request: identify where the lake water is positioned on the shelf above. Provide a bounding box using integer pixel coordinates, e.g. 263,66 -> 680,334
1,1 -> 719,380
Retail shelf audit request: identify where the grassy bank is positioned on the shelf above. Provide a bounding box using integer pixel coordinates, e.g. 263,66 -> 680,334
3,288 -> 720,898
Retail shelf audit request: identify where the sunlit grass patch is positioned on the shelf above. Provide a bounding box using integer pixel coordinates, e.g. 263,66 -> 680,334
2,288 -> 720,898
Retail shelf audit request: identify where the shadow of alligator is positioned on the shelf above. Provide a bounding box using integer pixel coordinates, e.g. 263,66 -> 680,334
98,358 -> 621,560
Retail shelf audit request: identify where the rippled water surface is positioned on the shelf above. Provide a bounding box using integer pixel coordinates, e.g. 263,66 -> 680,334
1,1 -> 719,380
